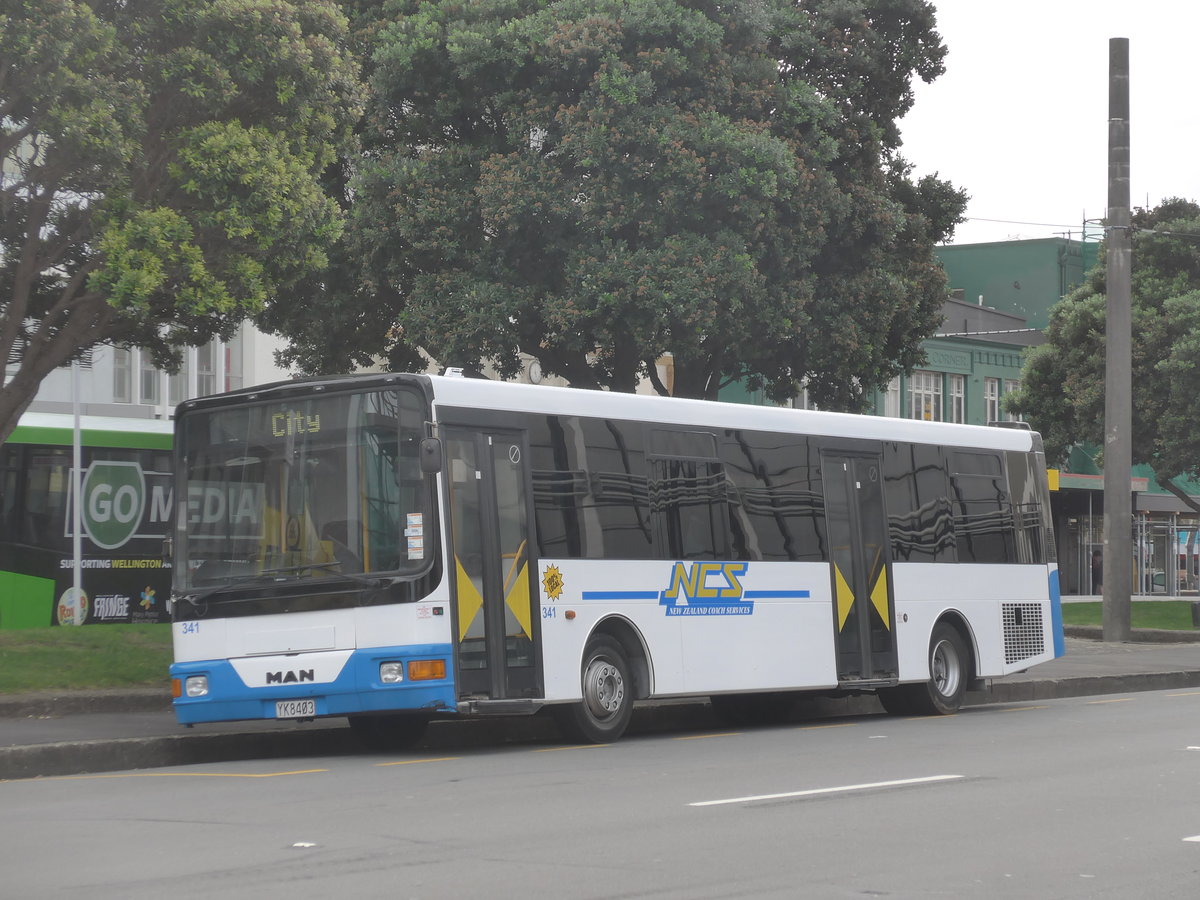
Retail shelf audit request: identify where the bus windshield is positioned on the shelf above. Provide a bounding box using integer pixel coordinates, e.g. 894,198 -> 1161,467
176,387 -> 431,592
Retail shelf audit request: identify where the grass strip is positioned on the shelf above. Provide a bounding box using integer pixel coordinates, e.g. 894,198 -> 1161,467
0,624 -> 172,694
1061,600 -> 1199,631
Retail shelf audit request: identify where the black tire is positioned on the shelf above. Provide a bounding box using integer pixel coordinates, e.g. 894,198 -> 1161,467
876,685 -> 913,716
881,622 -> 969,716
347,713 -> 430,751
555,634 -> 634,743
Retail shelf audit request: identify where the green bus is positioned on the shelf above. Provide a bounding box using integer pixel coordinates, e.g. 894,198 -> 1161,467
0,413 -> 174,628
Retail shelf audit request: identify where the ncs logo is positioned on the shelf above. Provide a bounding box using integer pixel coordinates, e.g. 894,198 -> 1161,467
81,461 -> 146,550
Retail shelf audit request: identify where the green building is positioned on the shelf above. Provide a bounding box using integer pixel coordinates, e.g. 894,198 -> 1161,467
727,235 -> 1198,596
937,237 -> 1100,329
929,238 -> 1193,597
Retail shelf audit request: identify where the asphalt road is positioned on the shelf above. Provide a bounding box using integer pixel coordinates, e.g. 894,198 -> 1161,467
4,687 -> 1200,900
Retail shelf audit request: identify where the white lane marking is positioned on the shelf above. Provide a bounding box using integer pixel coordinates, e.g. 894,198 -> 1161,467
1183,835 -> 1200,843
690,774 -> 964,807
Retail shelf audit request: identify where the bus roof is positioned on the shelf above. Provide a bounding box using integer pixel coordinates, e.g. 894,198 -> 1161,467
173,371 -> 1037,454
424,375 -> 1037,453
9,412 -> 174,450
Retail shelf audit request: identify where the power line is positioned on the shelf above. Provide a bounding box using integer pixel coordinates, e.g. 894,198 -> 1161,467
963,216 -> 1090,229
960,216 -> 1200,241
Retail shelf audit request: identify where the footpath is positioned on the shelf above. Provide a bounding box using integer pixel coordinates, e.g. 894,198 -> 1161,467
3,628 -> 1200,781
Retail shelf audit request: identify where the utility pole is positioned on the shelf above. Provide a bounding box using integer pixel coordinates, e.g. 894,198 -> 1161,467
1103,37 -> 1132,642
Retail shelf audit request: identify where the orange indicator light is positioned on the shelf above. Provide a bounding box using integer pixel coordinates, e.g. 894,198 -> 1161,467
408,659 -> 447,681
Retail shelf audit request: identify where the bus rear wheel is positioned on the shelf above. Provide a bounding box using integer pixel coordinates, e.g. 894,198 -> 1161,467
879,623 -> 969,717
348,713 -> 430,751
555,634 -> 633,743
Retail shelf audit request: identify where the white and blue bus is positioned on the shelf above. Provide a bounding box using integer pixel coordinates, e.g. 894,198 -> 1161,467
169,373 -> 1064,743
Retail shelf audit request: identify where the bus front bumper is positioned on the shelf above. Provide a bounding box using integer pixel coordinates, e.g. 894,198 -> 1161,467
169,643 -> 456,725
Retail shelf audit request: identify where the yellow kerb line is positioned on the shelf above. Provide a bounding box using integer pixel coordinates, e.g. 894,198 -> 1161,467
534,744 -> 610,752
51,769 -> 328,781
1086,698 -> 1132,704
673,732 -> 742,741
375,757 -> 461,767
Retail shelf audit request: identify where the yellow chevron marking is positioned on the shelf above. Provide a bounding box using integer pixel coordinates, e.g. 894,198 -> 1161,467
870,568 -> 891,629
834,564 -> 854,631
456,556 -> 484,642
505,561 -> 533,639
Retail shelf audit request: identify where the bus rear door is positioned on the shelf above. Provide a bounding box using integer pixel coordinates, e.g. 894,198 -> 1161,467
822,452 -> 898,684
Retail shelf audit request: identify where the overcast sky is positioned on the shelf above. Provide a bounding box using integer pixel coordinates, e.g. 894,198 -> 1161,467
899,1 -> 1199,246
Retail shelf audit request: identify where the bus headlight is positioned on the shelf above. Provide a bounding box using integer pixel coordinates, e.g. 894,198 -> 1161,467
185,675 -> 209,698
379,662 -> 404,684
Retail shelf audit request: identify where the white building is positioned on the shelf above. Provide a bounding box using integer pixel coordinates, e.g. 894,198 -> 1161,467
17,324 -> 292,419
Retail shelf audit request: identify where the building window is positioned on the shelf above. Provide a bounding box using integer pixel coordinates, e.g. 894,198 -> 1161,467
197,341 -> 216,397
112,347 -> 132,403
985,377 -> 1000,423
884,377 -> 901,417
791,380 -> 818,411
168,358 -> 188,406
909,370 -> 942,421
139,353 -> 160,405
1004,379 -> 1022,422
948,374 -> 965,423
224,329 -> 243,392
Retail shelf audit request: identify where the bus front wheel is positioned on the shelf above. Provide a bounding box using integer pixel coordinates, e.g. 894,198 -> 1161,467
555,634 -> 633,743
879,623 -> 969,717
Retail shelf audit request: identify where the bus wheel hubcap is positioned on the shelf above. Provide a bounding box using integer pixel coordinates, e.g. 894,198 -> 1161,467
932,639 -> 960,697
583,658 -> 624,719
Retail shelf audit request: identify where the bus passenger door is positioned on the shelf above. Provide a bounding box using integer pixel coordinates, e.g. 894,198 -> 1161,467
444,427 -> 540,701
822,453 -> 898,683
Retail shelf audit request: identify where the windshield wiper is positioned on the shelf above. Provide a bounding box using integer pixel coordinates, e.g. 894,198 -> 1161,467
256,563 -> 391,590
178,564 -> 389,607
256,562 -> 341,577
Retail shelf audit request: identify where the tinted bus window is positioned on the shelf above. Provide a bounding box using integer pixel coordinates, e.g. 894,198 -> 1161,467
528,416 -> 652,560
721,431 -> 826,562
882,442 -> 956,562
950,450 -> 1016,564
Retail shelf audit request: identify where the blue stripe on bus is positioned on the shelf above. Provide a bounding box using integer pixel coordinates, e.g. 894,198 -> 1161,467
1049,567 -> 1065,657
581,591 -> 660,600
580,589 -> 810,600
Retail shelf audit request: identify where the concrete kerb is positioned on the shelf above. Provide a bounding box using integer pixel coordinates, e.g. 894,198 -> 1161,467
0,688 -> 171,719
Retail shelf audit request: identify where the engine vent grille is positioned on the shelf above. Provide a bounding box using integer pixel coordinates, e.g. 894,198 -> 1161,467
1002,602 -> 1045,664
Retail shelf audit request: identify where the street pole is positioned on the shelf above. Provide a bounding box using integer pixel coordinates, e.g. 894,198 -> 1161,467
71,360 -> 83,607
1102,37 -> 1132,642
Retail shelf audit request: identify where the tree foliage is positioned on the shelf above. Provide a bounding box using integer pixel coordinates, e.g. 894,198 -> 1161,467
1009,198 -> 1200,509
0,0 -> 361,442
272,0 -> 965,405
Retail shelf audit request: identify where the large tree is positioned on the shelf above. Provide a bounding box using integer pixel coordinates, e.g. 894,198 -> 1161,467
1009,198 -> 1200,512
0,0 -> 361,442
272,0 -> 964,405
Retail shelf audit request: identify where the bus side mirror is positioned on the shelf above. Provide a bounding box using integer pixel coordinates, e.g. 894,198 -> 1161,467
419,438 -> 443,475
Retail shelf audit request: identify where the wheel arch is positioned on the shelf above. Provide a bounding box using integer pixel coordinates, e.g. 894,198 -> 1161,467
587,615 -> 652,701
932,609 -> 980,687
